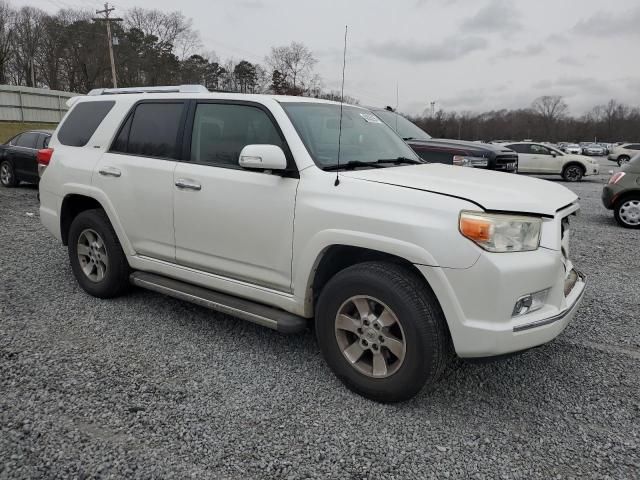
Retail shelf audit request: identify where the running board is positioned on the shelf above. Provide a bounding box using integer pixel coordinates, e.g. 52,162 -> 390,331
130,271 -> 307,334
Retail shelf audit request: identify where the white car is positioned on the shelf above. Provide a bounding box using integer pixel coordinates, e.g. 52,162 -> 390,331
37,86 -> 586,402
563,143 -> 582,155
503,142 -> 600,182
608,143 -> 640,166
582,144 -> 606,156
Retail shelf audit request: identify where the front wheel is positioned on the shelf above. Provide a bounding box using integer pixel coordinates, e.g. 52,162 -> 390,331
617,155 -> 630,167
562,164 -> 584,182
614,197 -> 640,229
315,262 -> 451,403
0,160 -> 18,187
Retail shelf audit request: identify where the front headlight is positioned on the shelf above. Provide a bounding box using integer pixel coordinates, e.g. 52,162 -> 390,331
459,211 -> 542,252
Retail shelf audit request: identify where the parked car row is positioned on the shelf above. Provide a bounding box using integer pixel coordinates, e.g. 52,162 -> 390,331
0,99 -> 632,232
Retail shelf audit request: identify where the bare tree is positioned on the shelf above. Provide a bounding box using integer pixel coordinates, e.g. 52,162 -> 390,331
12,6 -> 47,86
124,8 -> 201,59
0,1 -> 15,84
265,41 -> 317,93
531,95 -> 568,140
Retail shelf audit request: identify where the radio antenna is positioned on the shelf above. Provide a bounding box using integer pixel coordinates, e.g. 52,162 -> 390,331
395,82 -> 399,133
334,25 -> 348,187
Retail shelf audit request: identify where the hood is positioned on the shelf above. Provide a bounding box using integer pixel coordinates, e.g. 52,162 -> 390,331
407,138 -> 514,155
341,164 -> 578,216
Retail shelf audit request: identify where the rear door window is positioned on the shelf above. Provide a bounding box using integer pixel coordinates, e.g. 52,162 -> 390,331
58,101 -> 115,147
16,132 -> 39,149
506,144 -> 531,154
111,102 -> 185,159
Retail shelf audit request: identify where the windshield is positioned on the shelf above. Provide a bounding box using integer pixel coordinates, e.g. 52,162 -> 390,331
372,109 -> 432,141
281,103 -> 421,169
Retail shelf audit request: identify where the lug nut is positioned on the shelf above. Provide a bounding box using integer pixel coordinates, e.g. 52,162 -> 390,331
373,323 -> 380,330
379,336 -> 385,343
363,319 -> 370,326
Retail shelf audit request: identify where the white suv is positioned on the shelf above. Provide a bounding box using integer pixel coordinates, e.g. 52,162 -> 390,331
502,142 -> 600,182
38,85 -> 586,402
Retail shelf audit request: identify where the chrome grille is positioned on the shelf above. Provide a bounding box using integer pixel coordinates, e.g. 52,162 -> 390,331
494,154 -> 518,171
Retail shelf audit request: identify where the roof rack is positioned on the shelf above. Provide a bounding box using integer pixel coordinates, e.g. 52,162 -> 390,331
87,85 -> 208,96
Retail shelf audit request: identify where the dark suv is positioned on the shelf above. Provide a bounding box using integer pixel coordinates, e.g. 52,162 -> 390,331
371,108 -> 518,172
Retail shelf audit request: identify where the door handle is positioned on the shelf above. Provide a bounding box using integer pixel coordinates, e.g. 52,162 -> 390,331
175,178 -> 202,191
99,166 -> 121,177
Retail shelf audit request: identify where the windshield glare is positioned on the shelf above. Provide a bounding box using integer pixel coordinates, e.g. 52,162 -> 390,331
281,103 -> 420,168
372,109 -> 432,141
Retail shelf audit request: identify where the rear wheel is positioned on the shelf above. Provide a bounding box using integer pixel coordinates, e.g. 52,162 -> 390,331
562,164 -> 584,182
617,155 -> 630,167
0,160 -> 17,187
315,261 -> 451,403
68,209 -> 131,298
614,196 -> 640,229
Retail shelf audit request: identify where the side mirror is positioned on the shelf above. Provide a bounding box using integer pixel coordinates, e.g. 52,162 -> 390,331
551,151 -> 557,157
239,144 -> 287,170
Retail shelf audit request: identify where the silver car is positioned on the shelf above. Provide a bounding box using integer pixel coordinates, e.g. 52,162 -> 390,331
583,144 -> 606,156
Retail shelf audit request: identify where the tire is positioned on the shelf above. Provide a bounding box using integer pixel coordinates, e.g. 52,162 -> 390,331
614,196 -> 640,229
315,261 -> 451,403
562,164 -> 584,182
0,160 -> 18,187
617,155 -> 630,167
68,209 -> 131,298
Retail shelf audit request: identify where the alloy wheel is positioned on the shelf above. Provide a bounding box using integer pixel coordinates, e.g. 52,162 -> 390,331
77,229 -> 109,282
565,166 -> 582,181
0,162 -> 12,186
334,295 -> 406,378
619,200 -> 640,226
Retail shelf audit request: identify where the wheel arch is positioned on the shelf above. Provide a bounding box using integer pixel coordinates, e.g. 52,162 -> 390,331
613,189 -> 640,209
59,193 -> 130,254
563,161 -> 586,173
303,244 -> 442,318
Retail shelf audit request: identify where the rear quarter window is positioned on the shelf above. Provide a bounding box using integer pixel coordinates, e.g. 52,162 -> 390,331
57,101 -> 115,147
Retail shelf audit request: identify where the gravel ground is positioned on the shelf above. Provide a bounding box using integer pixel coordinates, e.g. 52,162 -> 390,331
1,158 -> 638,479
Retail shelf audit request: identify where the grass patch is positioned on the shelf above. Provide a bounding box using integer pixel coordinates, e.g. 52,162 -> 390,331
0,121 -> 58,143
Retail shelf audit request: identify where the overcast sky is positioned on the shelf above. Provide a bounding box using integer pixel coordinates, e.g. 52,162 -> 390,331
18,0 -> 640,115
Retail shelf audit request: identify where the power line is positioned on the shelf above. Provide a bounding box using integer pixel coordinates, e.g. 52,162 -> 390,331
93,2 -> 122,88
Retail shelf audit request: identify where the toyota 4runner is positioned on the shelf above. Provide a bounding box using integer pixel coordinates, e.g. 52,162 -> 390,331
38,85 -> 586,402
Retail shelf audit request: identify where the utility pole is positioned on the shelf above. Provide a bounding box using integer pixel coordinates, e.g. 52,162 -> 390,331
430,101 -> 436,117
93,3 -> 122,88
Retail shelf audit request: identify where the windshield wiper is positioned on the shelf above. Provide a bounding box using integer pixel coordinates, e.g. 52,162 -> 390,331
402,137 -> 415,141
375,156 -> 424,165
322,161 -> 384,171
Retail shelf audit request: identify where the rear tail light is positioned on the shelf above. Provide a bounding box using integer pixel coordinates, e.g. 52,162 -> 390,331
37,148 -> 54,166
609,172 -> 625,184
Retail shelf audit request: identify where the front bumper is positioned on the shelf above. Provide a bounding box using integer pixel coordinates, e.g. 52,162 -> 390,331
417,247 -> 586,358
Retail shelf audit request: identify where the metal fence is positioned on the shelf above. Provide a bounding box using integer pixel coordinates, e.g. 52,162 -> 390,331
0,85 -> 78,123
